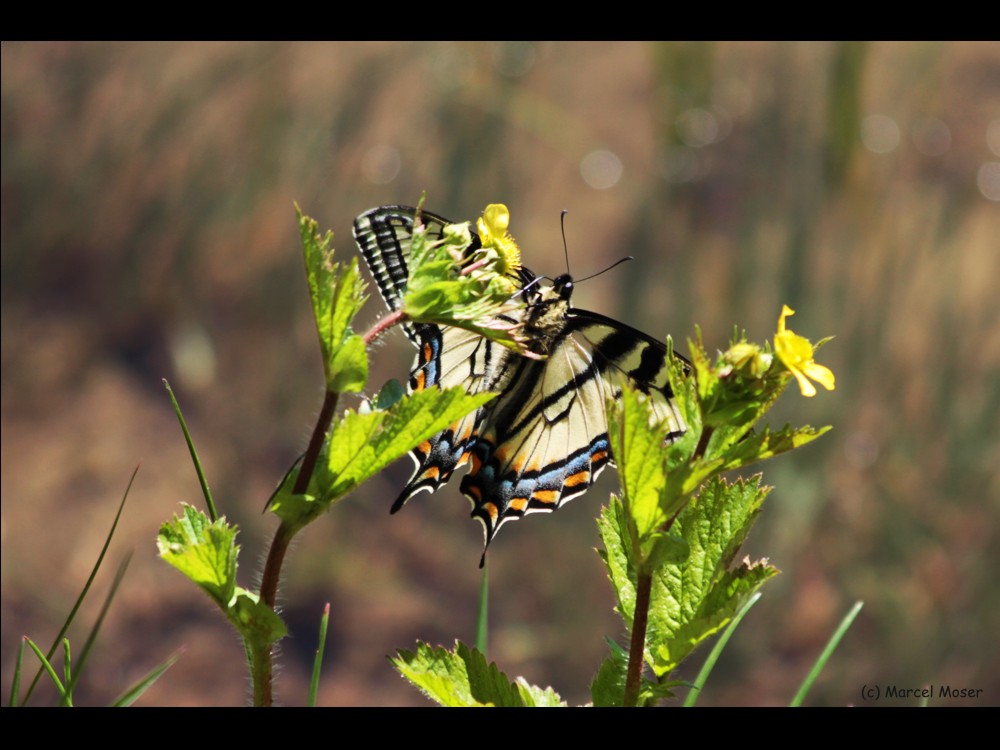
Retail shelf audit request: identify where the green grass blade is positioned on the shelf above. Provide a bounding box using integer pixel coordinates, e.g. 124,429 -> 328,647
111,649 -> 182,707
475,562 -> 488,654
8,637 -> 25,707
24,637 -> 70,706
682,592 -> 762,707
308,603 -> 331,707
59,553 -> 133,706
62,638 -> 72,706
163,379 -> 218,521
22,467 -> 137,706
790,600 -> 863,707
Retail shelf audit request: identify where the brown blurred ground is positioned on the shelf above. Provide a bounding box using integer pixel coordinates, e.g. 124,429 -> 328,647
2,42 -> 998,706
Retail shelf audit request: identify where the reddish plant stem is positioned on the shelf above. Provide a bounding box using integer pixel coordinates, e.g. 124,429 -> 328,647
364,309 -> 408,346
293,389 -> 339,497
624,570 -> 653,707
254,310 -> 408,705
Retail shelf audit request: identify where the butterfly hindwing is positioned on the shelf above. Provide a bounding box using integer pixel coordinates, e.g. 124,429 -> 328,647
353,205 -> 686,554
461,307 -> 684,545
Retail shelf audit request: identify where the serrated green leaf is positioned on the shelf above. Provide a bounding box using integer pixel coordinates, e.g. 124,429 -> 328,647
591,638 -> 629,707
515,678 -> 565,707
400,213 -> 535,356
608,388 -> 672,540
157,504 -> 238,609
718,423 -> 832,471
392,641 -> 563,707
325,386 -> 494,502
639,679 -> 683,704
641,531 -> 689,569
455,641 -> 524,706
645,476 -> 779,676
270,386 -> 495,524
597,497 -> 637,626
392,642 -> 478,706
299,209 -> 369,394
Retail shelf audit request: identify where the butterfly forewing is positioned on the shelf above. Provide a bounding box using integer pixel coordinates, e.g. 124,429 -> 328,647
353,205 -> 686,555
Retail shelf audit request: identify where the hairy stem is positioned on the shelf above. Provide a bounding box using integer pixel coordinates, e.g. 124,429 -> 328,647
624,570 -> 653,707
364,309 -> 408,346
255,387 -> 339,706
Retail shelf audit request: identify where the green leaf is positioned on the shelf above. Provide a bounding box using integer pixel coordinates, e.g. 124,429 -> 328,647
157,504 -> 238,609
607,387 -> 671,541
270,386 -> 495,525
326,385 -> 495,499
299,208 -> 369,393
328,333 -> 368,394
718,423 -> 832,471
401,214 -> 534,356
646,475 -> 779,676
597,496 -> 637,627
591,638 -> 629,707
392,641 -> 564,707
373,378 -> 405,410
230,588 -> 287,645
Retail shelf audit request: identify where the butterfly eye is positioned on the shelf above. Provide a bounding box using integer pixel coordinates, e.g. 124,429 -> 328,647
553,274 -> 574,301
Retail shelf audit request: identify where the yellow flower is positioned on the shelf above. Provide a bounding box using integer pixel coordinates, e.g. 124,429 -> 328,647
477,204 -> 521,275
774,305 -> 835,397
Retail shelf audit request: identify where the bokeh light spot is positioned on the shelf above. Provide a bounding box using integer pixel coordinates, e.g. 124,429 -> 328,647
361,144 -> 401,185
676,107 -> 719,148
580,149 -> 623,189
861,114 -> 901,154
976,161 -> 1000,201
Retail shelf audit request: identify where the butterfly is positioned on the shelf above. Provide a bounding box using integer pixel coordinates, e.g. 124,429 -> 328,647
353,205 -> 686,560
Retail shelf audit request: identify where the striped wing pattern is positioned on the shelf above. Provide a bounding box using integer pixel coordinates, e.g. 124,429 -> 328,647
353,205 -> 685,555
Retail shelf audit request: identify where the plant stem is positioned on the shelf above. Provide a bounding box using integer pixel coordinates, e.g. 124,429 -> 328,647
624,570 -> 652,707
255,387 -> 339,706
694,425 -> 713,461
294,389 -> 339,496
364,309 -> 408,346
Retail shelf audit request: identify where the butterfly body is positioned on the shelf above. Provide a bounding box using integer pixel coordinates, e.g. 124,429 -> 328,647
354,205 -> 684,555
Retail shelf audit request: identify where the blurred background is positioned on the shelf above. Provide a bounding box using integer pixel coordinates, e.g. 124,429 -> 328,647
2,42 -> 997,706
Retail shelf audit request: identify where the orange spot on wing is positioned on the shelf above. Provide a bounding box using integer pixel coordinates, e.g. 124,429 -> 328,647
484,502 -> 498,523
414,371 -> 426,391
592,450 -> 608,463
510,497 -> 528,512
531,490 -> 557,504
422,466 -> 440,481
564,471 -> 590,487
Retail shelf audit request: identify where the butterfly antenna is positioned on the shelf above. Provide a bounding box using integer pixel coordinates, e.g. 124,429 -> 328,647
575,255 -> 635,284
512,275 -> 545,300
558,209 -> 633,283
560,209 -> 571,276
